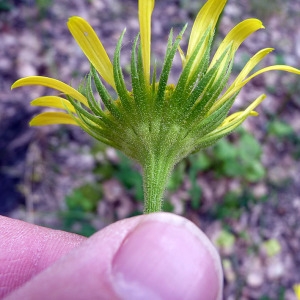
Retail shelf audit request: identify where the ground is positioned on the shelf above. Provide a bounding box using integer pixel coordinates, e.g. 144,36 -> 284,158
0,0 -> 300,299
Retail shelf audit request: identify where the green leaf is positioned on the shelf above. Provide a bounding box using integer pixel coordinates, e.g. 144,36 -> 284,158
244,160 -> 265,182
268,120 -> 294,138
167,161 -> 185,191
213,191 -> 242,220
65,183 -> 102,212
115,154 -> 144,201
0,0 -> 12,11
262,238 -> 281,257
190,184 -> 202,210
238,133 -> 262,161
189,152 -> 211,171
216,229 -> 236,248
222,159 -> 242,177
163,199 -> 175,212
214,139 -> 237,160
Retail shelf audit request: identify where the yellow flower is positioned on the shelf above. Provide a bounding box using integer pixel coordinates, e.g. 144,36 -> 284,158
12,0 -> 300,213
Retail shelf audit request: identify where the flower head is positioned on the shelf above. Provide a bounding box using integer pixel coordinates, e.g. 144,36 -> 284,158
12,0 -> 300,212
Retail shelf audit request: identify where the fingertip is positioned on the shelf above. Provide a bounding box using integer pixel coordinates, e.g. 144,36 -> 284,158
112,213 -> 223,300
4,213 -> 223,300
0,216 -> 86,298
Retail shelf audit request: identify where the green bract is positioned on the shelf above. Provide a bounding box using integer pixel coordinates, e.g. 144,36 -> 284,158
12,0 -> 300,213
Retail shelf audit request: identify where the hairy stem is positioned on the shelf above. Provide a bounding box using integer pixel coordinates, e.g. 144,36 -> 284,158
142,154 -> 174,214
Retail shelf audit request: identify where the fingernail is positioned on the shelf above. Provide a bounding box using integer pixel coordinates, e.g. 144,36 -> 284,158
112,213 -> 223,300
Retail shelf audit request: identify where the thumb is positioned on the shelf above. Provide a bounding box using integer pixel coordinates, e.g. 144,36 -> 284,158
5,213 -> 223,300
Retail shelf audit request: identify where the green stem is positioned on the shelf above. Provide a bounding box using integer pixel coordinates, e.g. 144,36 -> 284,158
142,155 -> 174,214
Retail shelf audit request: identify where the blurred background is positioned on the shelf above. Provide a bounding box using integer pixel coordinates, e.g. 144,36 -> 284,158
1,0 -> 300,298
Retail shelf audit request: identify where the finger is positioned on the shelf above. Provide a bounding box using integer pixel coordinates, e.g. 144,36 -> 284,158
5,213 -> 223,300
0,216 -> 86,298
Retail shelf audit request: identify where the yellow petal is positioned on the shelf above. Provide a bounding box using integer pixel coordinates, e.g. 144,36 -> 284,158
230,94 -> 265,121
222,110 -> 258,125
232,65 -> 300,98
67,16 -> 115,89
199,95 -> 265,146
294,284 -> 300,300
12,76 -> 89,107
242,65 -> 300,84
31,96 -> 76,113
185,25 -> 213,78
226,48 -> 274,94
30,112 -> 79,126
178,45 -> 186,67
187,0 -> 227,59
215,94 -> 266,133
139,0 -> 155,83
210,19 -> 264,68
212,65 -> 300,112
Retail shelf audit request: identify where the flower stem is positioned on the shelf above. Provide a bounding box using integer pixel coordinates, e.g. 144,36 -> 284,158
142,154 -> 174,214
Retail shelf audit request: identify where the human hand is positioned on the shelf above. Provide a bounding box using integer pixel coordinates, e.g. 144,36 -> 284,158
0,213 -> 223,299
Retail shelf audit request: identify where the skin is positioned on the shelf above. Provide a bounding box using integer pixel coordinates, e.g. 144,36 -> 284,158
0,213 -> 223,300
